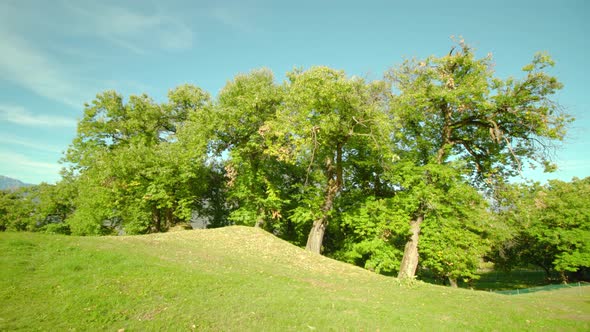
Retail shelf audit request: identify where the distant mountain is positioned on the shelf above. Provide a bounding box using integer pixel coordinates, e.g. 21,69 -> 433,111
0,175 -> 33,190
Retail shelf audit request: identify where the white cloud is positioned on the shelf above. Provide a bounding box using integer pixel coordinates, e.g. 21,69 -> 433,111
210,6 -> 256,32
0,105 -> 77,128
0,1 -> 194,110
0,30 -> 88,108
62,1 -> 194,53
0,134 -> 64,153
0,151 -> 62,184
2,152 -> 60,171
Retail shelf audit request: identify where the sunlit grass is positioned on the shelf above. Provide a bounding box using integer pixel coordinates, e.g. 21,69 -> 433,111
1,227 -> 588,331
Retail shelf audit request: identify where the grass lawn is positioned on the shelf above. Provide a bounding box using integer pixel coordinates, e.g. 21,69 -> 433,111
1,226 -> 589,331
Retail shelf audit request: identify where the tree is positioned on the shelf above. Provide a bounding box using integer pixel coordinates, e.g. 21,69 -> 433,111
335,195 -> 408,274
0,181 -> 76,234
66,171 -> 116,235
265,67 -> 393,253
537,178 -> 590,279
64,85 -> 212,234
418,178 -> 492,287
492,178 -> 590,282
0,187 -> 36,232
214,69 -> 293,232
385,41 -> 572,279
13,42 -> 576,289
30,179 -> 77,234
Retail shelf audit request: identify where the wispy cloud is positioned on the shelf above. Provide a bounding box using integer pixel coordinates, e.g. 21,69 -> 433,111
1,152 -> 60,171
0,1 -> 194,109
0,104 -> 77,128
0,151 -> 62,184
210,6 -> 256,33
0,29 -> 89,108
0,134 -> 64,153
62,1 -> 194,53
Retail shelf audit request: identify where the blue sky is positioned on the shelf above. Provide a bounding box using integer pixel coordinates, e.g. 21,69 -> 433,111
0,0 -> 588,184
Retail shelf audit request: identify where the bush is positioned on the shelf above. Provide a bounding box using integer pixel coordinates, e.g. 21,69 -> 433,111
41,223 -> 71,235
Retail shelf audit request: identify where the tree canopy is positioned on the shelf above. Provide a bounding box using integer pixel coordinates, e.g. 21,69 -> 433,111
385,41 -> 571,280
2,41 -> 581,285
490,178 -> 590,282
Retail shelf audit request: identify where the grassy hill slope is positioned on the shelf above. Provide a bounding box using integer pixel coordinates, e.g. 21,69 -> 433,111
1,226 -> 588,331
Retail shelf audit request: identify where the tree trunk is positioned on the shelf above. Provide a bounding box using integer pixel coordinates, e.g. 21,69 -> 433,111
255,208 -> 265,228
305,146 -> 343,254
448,277 -> 458,288
165,208 -> 174,230
254,218 -> 264,228
560,270 -> 568,284
398,214 -> 424,279
306,219 -> 327,253
336,143 -> 343,188
538,263 -> 551,281
305,178 -> 339,254
152,207 -> 161,233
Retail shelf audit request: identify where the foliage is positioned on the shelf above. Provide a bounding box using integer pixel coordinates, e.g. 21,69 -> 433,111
1,40 -> 580,288
66,173 -> 116,235
418,177 -> 492,283
491,178 -> 590,281
0,187 -> 36,231
63,86 -> 212,234
40,222 -> 72,235
386,41 -> 571,184
214,69 -> 293,232
385,40 -> 571,279
0,181 -> 76,233
334,196 -> 408,274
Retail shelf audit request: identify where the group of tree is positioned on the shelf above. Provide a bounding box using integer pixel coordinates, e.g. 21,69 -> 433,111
2,41 -> 586,285
490,177 -> 590,282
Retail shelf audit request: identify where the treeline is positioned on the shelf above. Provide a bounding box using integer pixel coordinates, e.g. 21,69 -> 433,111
2,42 -> 587,284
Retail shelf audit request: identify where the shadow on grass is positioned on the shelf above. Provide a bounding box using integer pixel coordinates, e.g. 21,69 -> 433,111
418,269 -> 562,291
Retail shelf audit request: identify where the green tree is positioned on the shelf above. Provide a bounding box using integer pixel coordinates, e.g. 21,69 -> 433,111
537,178 -> 590,278
418,178 -> 492,287
385,41 -> 571,279
64,85 -> 212,234
66,171 -> 116,235
335,195 -> 408,274
214,69 -> 293,232
174,85 -> 226,228
265,67 -> 393,253
31,179 -> 77,234
0,187 -> 36,232
492,178 -> 590,282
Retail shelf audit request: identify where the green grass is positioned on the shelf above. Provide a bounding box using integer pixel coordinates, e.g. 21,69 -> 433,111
1,226 -> 589,331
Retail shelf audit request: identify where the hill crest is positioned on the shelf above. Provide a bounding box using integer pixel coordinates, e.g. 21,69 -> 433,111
113,225 -> 380,280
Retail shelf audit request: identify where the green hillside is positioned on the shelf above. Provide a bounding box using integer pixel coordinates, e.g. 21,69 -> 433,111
1,226 -> 588,331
